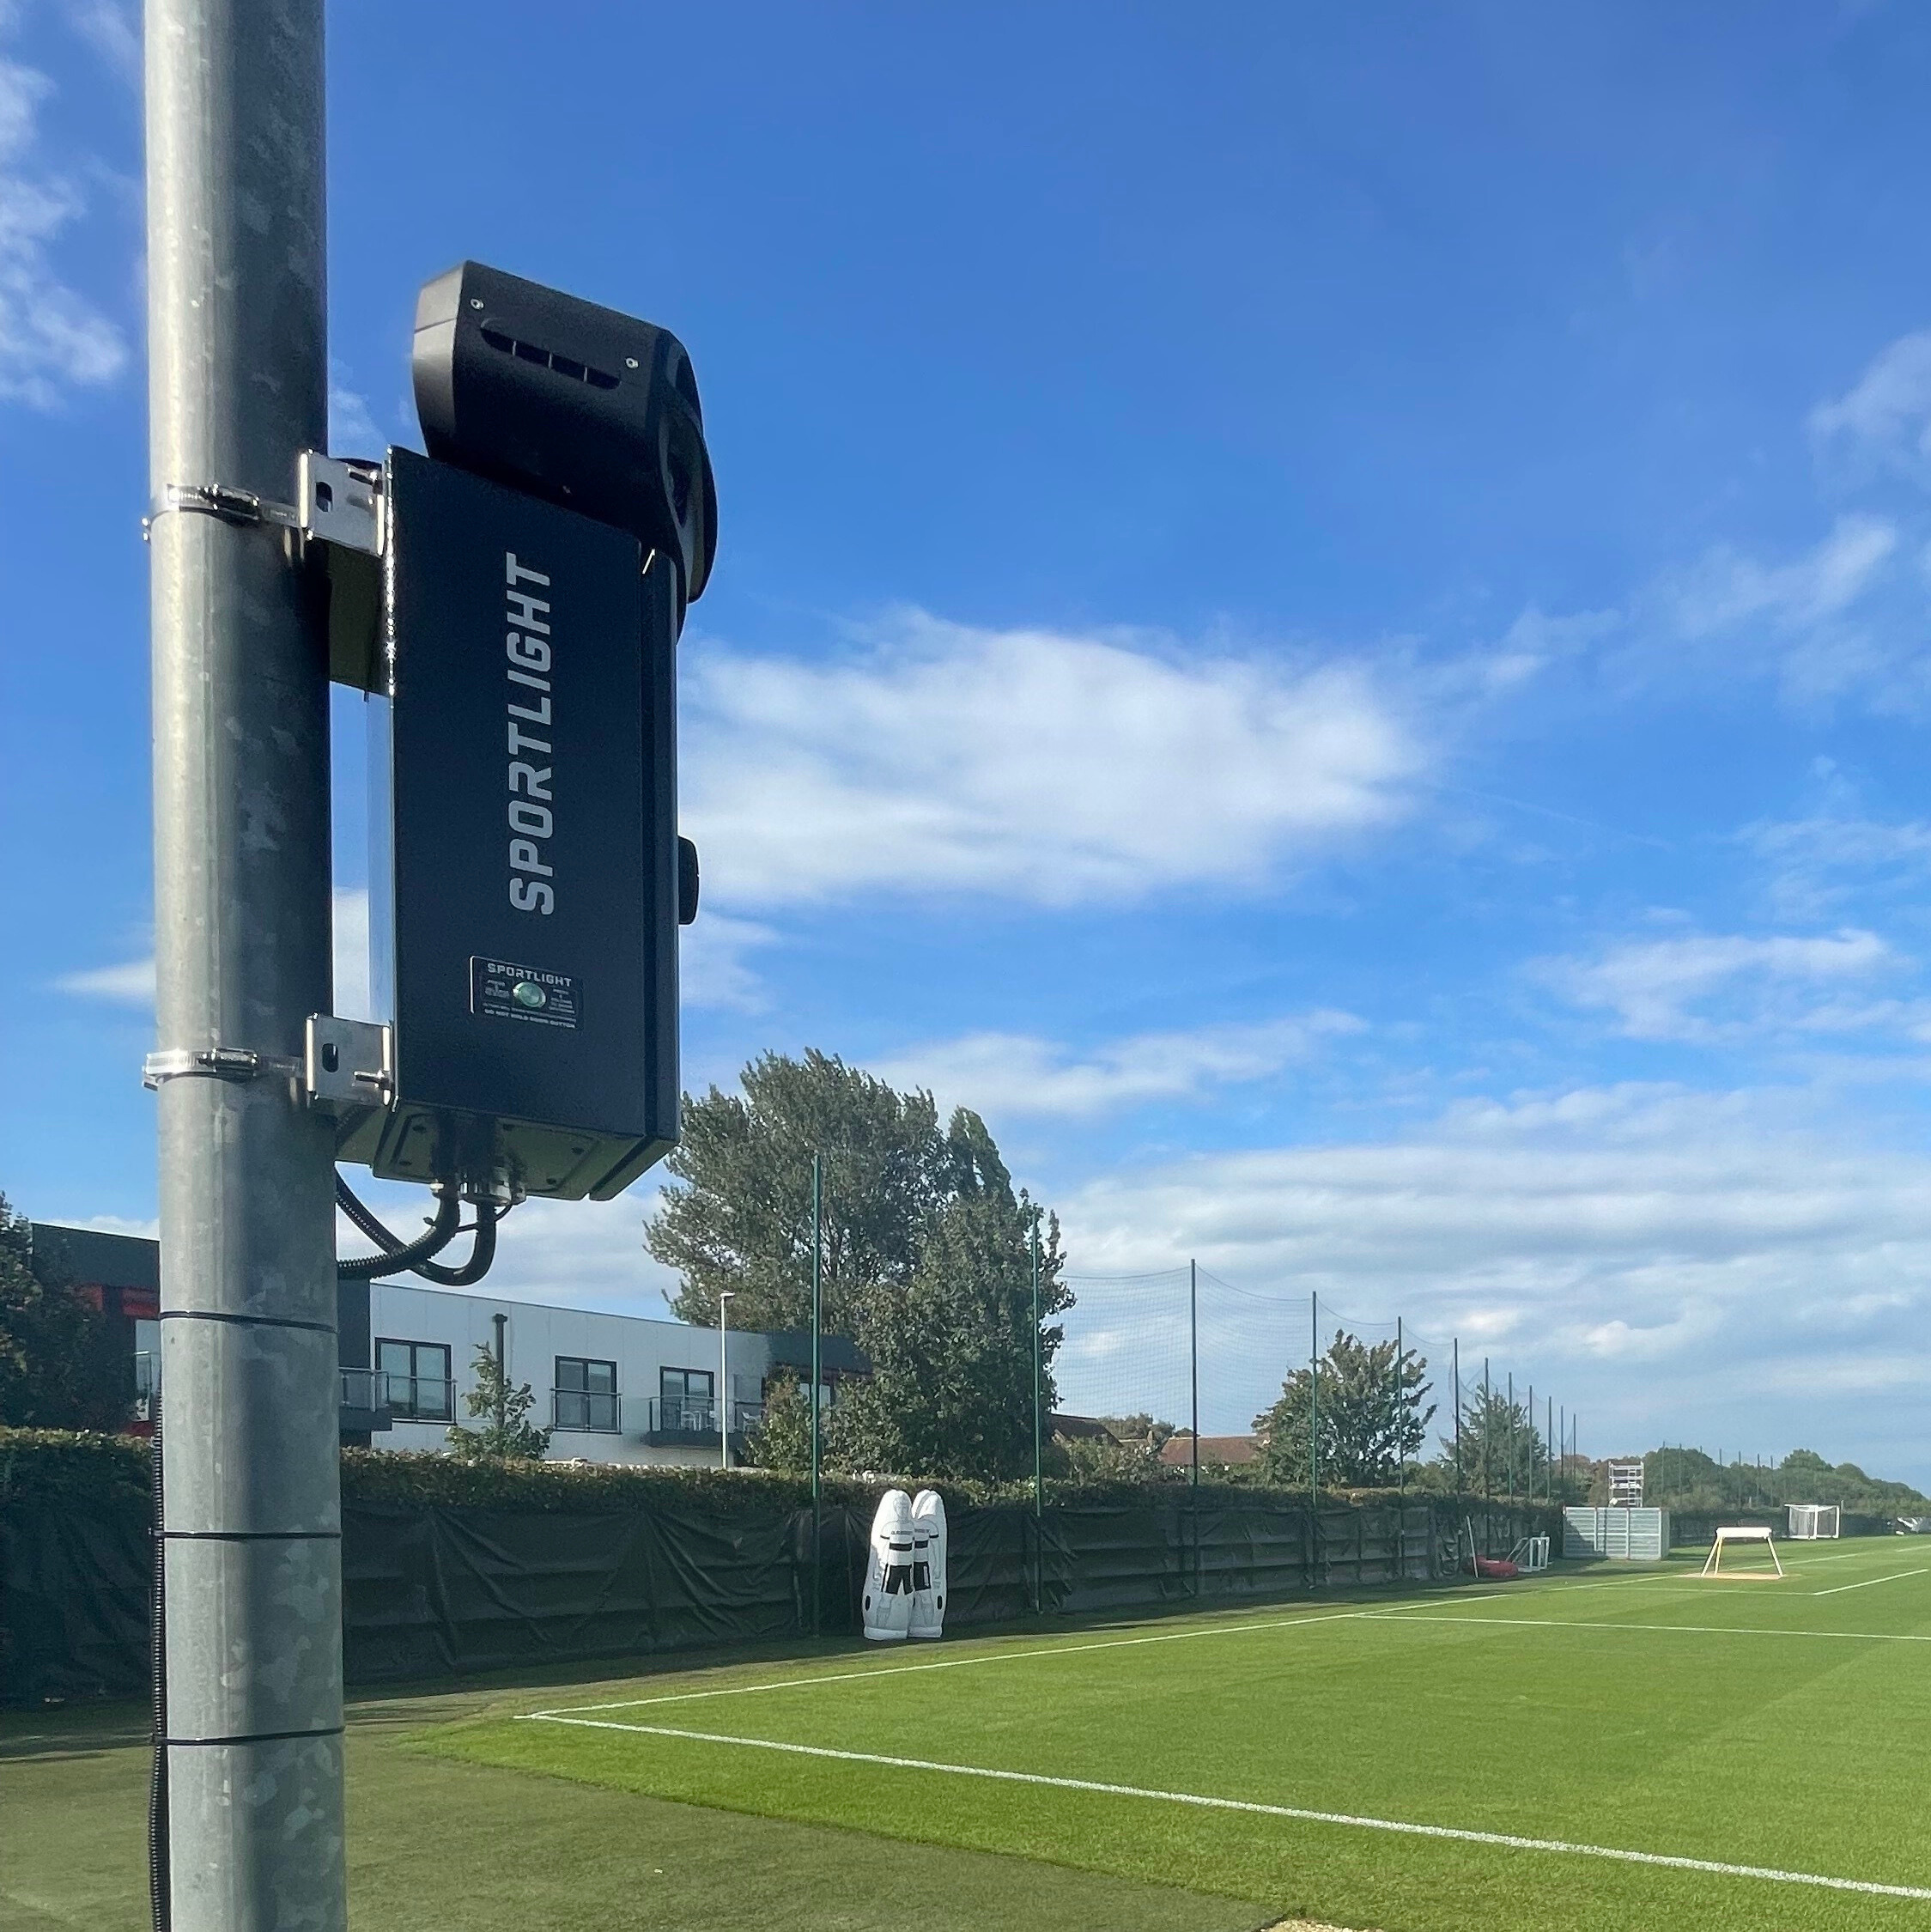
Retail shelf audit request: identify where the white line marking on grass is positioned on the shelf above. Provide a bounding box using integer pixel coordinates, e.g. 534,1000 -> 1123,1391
534,1607 -> 1379,1716
1813,1569 -> 1930,1596
1367,1611 -> 1931,1643
517,1714 -> 1931,1903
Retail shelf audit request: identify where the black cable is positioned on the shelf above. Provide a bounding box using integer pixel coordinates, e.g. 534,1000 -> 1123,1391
333,1173 -> 504,1285
148,1407 -> 169,1932
333,1175 -> 461,1278
410,1200 -> 499,1286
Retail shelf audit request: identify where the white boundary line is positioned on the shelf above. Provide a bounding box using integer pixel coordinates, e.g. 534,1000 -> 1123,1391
1813,1568 -> 1930,1596
535,1607 -> 1377,1716
515,1713 -> 1931,1903
538,1563 -> 1931,1718
1368,1610 -> 1931,1643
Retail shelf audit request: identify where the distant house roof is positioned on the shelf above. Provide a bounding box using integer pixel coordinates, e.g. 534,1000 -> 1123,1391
1048,1413 -> 1120,1443
30,1223 -> 160,1294
1158,1433 -> 1260,1467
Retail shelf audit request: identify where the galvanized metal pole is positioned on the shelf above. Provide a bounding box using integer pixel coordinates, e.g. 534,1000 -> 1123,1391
145,4 -> 343,1928
1454,1339 -> 1462,1497
810,1154 -> 822,1638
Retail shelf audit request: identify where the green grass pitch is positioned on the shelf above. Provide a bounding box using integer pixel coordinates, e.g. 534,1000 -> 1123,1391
415,1539 -> 1931,1931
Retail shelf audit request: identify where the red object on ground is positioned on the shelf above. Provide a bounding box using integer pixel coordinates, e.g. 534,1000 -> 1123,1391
1471,1557 -> 1520,1580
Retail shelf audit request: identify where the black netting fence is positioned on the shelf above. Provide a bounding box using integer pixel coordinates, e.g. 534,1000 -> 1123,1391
2,1483 -> 1558,1704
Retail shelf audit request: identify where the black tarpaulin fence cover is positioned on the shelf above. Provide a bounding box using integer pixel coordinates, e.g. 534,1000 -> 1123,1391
2,1465 -> 1558,1704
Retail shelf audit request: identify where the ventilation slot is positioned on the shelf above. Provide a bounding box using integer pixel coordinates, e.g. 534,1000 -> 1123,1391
480,326 -> 620,389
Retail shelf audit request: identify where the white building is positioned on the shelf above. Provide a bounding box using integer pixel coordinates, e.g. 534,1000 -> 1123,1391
356,1278 -> 869,1465
31,1221 -> 865,1470
366,1278 -> 786,1466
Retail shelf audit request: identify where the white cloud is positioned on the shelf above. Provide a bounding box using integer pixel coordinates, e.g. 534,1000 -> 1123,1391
1811,329 -> 1931,465
64,2 -> 138,82
872,1012 -> 1363,1120
0,51 -> 126,406
1052,1084 -> 1931,1479
337,1173 -> 680,1321
54,955 -> 155,1002
56,888 -> 374,1014
1665,515 -> 1896,641
329,365 -> 384,456
679,910 -> 775,1012
1533,927 -> 1897,1042
331,886 -> 372,1018
1745,808 -> 1931,920
683,611 -> 1423,910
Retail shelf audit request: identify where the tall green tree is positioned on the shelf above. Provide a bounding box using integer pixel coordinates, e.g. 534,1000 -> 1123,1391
647,1050 -> 950,1335
1255,1330 -> 1433,1489
835,1176 -> 1069,1482
663,1054 -> 1072,1481
0,1194 -> 127,1431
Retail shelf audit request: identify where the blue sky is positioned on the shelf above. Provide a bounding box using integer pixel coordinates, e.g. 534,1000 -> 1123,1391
9,1 -> 1931,1477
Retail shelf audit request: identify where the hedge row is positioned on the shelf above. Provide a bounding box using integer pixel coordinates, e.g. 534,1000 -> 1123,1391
0,1428 -> 1566,1528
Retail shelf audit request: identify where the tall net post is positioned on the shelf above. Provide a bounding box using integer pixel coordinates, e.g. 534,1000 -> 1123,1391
810,1153 -> 822,1637
1031,1216 -> 1043,1613
1309,1291 -> 1320,1523
1189,1259 -> 1200,1596
1454,1339 -> 1463,1497
1395,1316 -> 1405,1503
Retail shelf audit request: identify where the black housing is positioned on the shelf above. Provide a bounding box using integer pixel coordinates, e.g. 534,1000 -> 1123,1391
411,260 -> 717,614
337,450 -> 682,1200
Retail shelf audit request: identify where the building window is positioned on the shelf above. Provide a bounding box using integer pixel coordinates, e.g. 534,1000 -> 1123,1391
659,1366 -> 713,1432
376,1339 -> 453,1421
554,1356 -> 619,1432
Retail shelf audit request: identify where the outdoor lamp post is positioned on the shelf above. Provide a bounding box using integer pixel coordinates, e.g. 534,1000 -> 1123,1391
719,1290 -> 735,1469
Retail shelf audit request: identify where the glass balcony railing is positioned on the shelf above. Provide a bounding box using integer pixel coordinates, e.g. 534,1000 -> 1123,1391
644,1397 -> 764,1440
551,1387 -> 621,1433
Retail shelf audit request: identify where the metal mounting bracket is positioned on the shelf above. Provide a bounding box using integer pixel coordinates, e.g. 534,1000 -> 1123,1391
304,1014 -> 394,1115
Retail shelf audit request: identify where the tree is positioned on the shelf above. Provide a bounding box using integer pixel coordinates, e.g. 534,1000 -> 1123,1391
0,1193 -> 128,1431
1436,1382 -> 1546,1498
446,1340 -> 550,1461
1255,1330 -> 1433,1489
829,1128 -> 1070,1481
693,1058 -> 1075,1481
647,1050 -> 950,1335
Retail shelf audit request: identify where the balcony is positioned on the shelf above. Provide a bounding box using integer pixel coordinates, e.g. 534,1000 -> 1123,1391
642,1396 -> 765,1448
131,1354 -> 405,1433
373,1372 -> 455,1424
551,1387 -> 621,1433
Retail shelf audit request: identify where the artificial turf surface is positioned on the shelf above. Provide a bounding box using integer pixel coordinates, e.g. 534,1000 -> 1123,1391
416,1540 -> 1931,1932
0,1679 -> 1262,1931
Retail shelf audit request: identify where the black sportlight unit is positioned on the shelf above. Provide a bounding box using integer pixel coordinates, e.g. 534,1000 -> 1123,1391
332,263 -> 713,1204
412,260 -> 717,616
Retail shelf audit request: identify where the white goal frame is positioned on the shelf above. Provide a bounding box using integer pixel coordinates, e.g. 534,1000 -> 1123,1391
1788,1504 -> 1840,1540
1700,1526 -> 1783,1578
